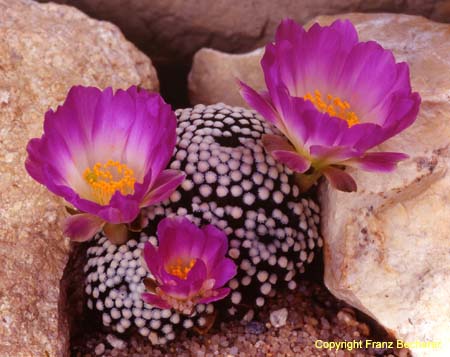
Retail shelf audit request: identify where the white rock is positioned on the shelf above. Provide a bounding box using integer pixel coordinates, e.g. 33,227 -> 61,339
270,308 -> 288,328
189,48 -> 264,107
317,13 -> 450,357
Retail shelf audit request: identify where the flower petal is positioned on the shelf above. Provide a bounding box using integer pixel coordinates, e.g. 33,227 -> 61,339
157,216 -> 205,263
186,259 -> 208,285
264,19 -> 359,96
238,80 -> 280,127
322,166 -> 357,192
63,213 -> 104,242
346,152 -> 409,172
262,134 -> 310,173
96,191 -> 141,223
141,170 -> 186,207
141,292 -> 171,309
336,41 -> 398,118
209,259 -> 237,288
122,88 -> 178,181
142,242 -> 162,277
199,224 -> 228,268
198,288 -> 231,304
309,145 -> 360,163
159,281 -> 196,300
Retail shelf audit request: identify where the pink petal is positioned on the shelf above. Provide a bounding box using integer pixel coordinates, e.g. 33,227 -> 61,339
63,213 -> 105,242
322,166 -> 357,192
198,287 -> 231,304
272,150 -> 311,173
262,134 -> 310,173
209,259 -> 237,288
141,292 -> 171,309
336,41 -> 398,116
160,281 -> 195,300
346,152 -> 409,172
267,19 -> 359,96
157,216 -> 205,263
238,80 -> 280,126
275,18 -> 305,43
142,242 -> 162,276
186,259 -> 207,286
309,145 -> 359,163
199,224 -> 228,268
141,169 -> 185,207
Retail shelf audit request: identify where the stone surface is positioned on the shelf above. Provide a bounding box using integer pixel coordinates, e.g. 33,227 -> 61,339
189,48 -> 264,107
190,12 -> 450,357
0,0 -> 158,356
270,308 -> 288,328
38,0 -> 449,66
315,14 -> 450,357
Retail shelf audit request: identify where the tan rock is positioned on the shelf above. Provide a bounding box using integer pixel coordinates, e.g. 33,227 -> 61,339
0,0 -> 158,356
38,0 -> 449,65
189,48 -> 264,107
315,14 -> 450,357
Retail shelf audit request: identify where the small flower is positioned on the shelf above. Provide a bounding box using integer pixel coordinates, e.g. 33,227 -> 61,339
141,217 -> 237,315
239,19 -> 421,192
25,86 -> 185,243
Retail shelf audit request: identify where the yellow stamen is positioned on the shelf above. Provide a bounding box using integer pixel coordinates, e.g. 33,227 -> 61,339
83,160 -> 136,205
167,257 -> 196,280
304,90 -> 359,127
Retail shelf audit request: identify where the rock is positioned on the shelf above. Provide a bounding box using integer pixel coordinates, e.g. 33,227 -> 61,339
315,14 -> 450,357
270,308 -> 288,328
245,321 -> 266,335
38,0 -> 449,66
0,0 -> 158,356
189,48 -> 264,107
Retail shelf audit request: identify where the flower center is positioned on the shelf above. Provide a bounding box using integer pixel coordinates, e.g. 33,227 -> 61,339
167,257 -> 196,280
304,90 -> 359,127
83,160 -> 136,205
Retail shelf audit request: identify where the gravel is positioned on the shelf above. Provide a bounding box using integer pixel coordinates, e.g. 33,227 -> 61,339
71,280 -> 411,356
245,321 -> 266,335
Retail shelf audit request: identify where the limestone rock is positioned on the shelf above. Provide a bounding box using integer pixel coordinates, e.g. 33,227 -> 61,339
315,14 -> 450,357
189,48 -> 264,107
0,0 -> 158,356
37,0 -> 449,66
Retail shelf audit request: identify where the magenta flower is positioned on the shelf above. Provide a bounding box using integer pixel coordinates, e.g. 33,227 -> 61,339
239,19 -> 421,192
25,86 -> 185,242
141,217 -> 237,314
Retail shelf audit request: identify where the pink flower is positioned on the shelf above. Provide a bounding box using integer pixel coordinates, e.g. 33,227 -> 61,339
239,19 -> 421,192
141,217 -> 237,315
25,86 -> 185,242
